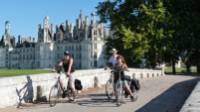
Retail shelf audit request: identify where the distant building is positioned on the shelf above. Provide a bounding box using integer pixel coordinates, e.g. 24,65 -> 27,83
0,11 -> 109,69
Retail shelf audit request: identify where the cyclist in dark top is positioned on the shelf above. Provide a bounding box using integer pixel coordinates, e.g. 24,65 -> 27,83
59,51 -> 75,99
113,55 -> 135,101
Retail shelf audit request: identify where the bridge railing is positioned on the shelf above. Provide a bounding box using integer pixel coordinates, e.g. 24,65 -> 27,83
0,68 -> 164,108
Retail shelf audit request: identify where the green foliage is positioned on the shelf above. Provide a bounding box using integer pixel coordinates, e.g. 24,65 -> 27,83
138,0 -> 169,67
119,25 -> 149,62
97,0 -> 200,71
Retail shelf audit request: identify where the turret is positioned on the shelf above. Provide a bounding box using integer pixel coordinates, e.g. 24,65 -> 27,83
91,11 -> 96,26
4,21 -> 12,47
5,21 -> 11,34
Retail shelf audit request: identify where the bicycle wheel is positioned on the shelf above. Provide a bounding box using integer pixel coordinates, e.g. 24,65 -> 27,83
105,79 -> 114,100
49,85 -> 59,107
115,80 -> 123,106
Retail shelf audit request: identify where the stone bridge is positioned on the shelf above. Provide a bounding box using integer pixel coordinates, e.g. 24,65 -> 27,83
0,69 -> 199,112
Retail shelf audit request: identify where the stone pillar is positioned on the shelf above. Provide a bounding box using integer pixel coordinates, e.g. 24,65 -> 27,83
94,76 -> 99,88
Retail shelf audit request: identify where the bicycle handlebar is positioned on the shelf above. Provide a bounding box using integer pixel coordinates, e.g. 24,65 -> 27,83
104,66 -> 129,72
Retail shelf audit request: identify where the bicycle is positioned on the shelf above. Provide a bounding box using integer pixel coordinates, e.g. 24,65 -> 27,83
105,69 -> 125,106
49,70 -> 75,107
105,69 -> 137,106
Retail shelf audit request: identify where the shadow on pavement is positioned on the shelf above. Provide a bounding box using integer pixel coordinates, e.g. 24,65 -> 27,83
135,78 -> 199,112
16,76 -> 34,108
77,93 -> 117,107
16,103 -> 50,109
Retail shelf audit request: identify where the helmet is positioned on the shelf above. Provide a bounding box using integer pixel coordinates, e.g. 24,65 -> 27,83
64,51 -> 70,56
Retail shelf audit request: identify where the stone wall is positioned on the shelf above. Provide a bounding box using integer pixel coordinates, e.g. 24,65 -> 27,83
0,68 -> 164,108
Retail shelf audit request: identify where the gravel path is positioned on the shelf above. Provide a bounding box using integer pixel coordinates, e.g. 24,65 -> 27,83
0,75 -> 198,112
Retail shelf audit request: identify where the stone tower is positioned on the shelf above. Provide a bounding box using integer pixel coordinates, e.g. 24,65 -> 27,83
38,16 -> 53,43
5,21 -> 11,34
4,21 -> 12,47
43,16 -> 50,43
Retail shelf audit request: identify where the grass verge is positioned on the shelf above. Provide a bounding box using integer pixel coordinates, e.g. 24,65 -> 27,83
0,69 -> 51,77
165,66 -> 197,75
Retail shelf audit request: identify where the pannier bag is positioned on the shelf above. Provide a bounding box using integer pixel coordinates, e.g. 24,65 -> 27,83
131,78 -> 140,91
74,79 -> 83,90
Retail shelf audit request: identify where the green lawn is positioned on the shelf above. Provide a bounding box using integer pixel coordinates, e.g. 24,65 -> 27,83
0,69 -> 51,77
165,66 -> 197,74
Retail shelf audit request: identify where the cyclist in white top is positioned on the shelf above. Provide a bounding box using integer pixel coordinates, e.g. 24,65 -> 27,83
108,48 -> 118,68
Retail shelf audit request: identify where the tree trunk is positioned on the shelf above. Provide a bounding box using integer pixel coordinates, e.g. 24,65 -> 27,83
196,59 -> 200,74
197,62 -> 200,74
172,59 -> 176,74
196,52 -> 200,74
186,64 -> 191,75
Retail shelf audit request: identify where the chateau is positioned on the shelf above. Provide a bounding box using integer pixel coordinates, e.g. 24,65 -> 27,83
0,11 -> 109,69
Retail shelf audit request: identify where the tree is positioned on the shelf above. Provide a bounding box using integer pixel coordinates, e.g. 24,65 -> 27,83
97,0 -> 200,74
97,0 -> 171,68
166,0 -> 200,74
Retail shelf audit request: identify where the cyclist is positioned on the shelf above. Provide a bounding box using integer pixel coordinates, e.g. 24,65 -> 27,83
106,48 -> 119,95
113,55 -> 135,101
58,51 -> 75,100
108,48 -> 118,68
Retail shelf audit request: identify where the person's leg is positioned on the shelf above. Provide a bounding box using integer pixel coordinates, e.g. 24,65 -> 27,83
68,73 -> 75,92
123,81 -> 137,101
123,81 -> 134,96
59,75 -> 65,91
67,73 -> 76,101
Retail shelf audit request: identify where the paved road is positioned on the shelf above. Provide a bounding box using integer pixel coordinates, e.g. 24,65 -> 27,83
0,75 -> 199,112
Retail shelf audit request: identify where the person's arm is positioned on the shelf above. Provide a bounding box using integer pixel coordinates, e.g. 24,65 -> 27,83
58,60 -> 63,66
53,60 -> 63,73
123,64 -> 129,71
67,58 -> 73,75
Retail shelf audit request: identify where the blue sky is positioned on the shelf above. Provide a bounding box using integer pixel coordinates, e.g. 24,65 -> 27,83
0,0 -> 102,38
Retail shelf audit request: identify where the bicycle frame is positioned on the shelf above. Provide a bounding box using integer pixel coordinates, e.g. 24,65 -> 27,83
113,70 -> 124,105
54,72 -> 70,94
49,71 -> 76,107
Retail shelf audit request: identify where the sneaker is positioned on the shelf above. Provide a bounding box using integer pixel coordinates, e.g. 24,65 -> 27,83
62,90 -> 68,98
68,98 -> 75,103
130,95 -> 138,102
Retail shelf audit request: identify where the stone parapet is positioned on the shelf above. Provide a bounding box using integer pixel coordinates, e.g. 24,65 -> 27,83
0,68 -> 164,108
